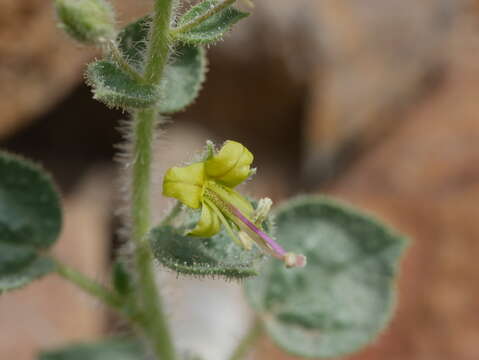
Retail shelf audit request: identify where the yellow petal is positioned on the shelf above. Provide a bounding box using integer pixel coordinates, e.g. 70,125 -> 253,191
205,140 -> 253,187
188,203 -> 221,237
162,162 -> 205,209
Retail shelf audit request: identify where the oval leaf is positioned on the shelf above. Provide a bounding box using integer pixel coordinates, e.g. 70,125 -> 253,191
0,153 -> 61,248
159,44 -> 206,114
150,225 -> 264,280
0,152 -> 62,292
86,60 -> 160,109
39,339 -> 145,360
245,196 -> 408,358
117,16 -> 150,72
175,0 -> 249,44
0,257 -> 55,294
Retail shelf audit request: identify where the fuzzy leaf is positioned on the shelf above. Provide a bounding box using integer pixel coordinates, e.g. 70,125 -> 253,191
150,225 -> 264,280
117,16 -> 150,71
159,44 -> 206,114
0,152 -> 62,292
245,196 -> 408,358
38,339 -> 145,360
0,257 -> 55,293
86,60 -> 160,109
116,16 -> 206,114
175,0 -> 249,44
55,0 -> 116,44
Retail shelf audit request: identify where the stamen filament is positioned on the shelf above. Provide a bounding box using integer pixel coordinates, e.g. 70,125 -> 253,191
229,206 -> 286,258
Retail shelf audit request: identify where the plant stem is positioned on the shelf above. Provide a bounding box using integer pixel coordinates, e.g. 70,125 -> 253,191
54,259 -> 123,309
144,0 -> 175,84
228,318 -> 263,360
171,0 -> 237,35
131,108 -> 176,360
128,2 -> 176,359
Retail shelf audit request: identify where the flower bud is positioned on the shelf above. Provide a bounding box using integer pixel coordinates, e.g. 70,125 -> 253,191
55,0 -> 116,44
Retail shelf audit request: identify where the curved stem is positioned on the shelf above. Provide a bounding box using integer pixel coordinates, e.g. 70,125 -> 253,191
54,259 -> 123,309
171,0 -> 237,35
228,318 -> 263,360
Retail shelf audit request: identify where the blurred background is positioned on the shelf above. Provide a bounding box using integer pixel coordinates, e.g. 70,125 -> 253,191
1,0 -> 479,359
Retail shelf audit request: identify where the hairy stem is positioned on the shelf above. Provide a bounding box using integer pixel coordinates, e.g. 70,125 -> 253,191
228,318 -> 263,360
128,2 -> 176,359
144,0 -> 175,83
171,0 -> 237,35
54,259 -> 123,309
131,108 -> 176,360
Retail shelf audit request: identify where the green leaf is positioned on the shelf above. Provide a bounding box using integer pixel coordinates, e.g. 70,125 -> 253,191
116,16 -> 206,113
0,152 -> 62,292
175,0 -> 249,44
150,225 -> 265,280
86,60 -> 160,109
117,16 -> 150,72
55,0 -> 116,45
0,257 -> 56,293
158,44 -> 206,114
38,339 -> 145,360
245,196 -> 408,358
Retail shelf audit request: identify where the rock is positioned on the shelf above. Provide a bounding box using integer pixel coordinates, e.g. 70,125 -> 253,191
0,0 -> 150,140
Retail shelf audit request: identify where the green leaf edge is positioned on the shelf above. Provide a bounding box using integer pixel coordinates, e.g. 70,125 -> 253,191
150,225 -> 264,280
85,60 -> 160,110
250,195 -> 409,359
0,151 -> 63,247
175,1 -> 249,45
158,45 -> 208,114
0,151 -> 62,293
0,256 -> 56,294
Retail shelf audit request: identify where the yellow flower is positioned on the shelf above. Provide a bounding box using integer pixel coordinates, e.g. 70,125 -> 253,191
163,140 -> 306,268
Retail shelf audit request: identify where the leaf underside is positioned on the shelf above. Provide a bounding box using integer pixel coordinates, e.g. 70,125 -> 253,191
245,196 -> 408,358
150,225 -> 265,280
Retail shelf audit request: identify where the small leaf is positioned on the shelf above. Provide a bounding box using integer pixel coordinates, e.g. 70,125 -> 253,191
245,196 -> 408,358
150,225 -> 264,280
38,339 -> 145,360
86,60 -> 160,109
116,17 -> 206,113
0,152 -> 62,292
175,0 -> 249,44
55,0 -> 116,44
158,44 -> 207,114
117,16 -> 150,72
